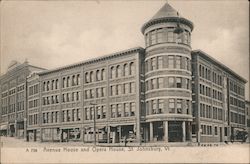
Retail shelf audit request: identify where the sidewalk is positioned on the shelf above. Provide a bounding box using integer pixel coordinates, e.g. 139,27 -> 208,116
1,136 -> 249,148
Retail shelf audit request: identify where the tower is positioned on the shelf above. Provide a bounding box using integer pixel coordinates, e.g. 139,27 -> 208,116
141,3 -> 194,142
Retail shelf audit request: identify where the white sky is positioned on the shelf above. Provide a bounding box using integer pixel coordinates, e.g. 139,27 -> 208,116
0,0 -> 249,100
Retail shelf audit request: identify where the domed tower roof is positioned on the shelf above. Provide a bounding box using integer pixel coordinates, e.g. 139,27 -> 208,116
141,3 -> 194,34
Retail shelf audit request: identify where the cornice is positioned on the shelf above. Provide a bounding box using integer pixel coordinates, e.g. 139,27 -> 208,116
38,47 -> 145,76
141,17 -> 194,34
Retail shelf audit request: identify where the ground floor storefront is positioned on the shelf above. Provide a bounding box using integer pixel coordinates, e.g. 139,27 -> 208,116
26,121 -> 192,144
0,122 -> 25,138
141,121 -> 192,143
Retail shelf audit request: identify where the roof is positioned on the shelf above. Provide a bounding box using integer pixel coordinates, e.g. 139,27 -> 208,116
141,3 -> 194,34
38,47 -> 144,75
192,50 -> 248,83
151,3 -> 179,19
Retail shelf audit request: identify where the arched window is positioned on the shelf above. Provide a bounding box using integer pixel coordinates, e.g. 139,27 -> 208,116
96,70 -> 101,81
67,76 -> 70,87
55,79 -> 59,89
47,81 -> 50,91
72,75 -> 76,86
76,74 -> 80,85
130,62 -> 135,75
124,64 -> 129,76
116,65 -> 122,77
90,71 -> 94,82
111,66 -> 116,79
101,69 -> 105,80
51,80 -> 54,90
85,72 -> 89,83
202,67 -> 205,78
43,82 -> 46,91
62,77 -> 66,88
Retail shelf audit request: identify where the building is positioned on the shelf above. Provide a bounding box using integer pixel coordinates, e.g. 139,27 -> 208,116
246,101 -> 250,142
0,61 -> 45,138
1,3 -> 248,144
192,50 -> 247,143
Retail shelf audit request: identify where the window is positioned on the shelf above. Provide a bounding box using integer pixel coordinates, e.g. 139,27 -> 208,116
67,77 -> 70,87
158,78 -> 164,88
90,107 -> 94,120
130,62 -> 135,75
151,79 -> 157,89
72,75 -> 75,86
176,56 -> 181,69
152,100 -> 157,114
97,106 -> 101,119
96,70 -> 101,81
167,31 -> 174,42
169,99 -> 175,113
47,81 -> 50,91
168,56 -> 174,68
101,69 -> 105,80
102,106 -> 106,118
102,87 -> 106,97
176,77 -> 182,88
117,104 -> 122,117
76,75 -> 80,85
185,79 -> 190,89
157,28 -> 164,43
117,85 -> 122,95
51,80 -> 54,90
151,30 -> 157,44
177,99 -> 182,114
214,126 -> 218,135
90,89 -> 94,98
168,77 -> 175,88
131,102 -> 135,116
85,108 -> 90,120
124,64 -> 129,76
90,71 -> 94,82
130,82 -> 135,93
124,83 -> 130,94
85,73 -> 89,83
125,103 -> 130,117
157,56 -> 163,69
111,105 -> 116,118
151,57 -> 156,70
158,99 -> 164,114
116,65 -> 122,77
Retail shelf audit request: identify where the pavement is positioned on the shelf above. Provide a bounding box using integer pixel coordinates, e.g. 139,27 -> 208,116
1,136 -> 249,147
1,136 -> 249,163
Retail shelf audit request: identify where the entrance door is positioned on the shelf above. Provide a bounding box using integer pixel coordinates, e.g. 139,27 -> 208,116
168,121 -> 182,142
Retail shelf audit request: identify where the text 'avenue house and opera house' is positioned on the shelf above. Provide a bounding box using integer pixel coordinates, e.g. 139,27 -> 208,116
0,3 -> 248,145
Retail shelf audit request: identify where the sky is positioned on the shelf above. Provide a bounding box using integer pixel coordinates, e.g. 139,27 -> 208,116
0,0 -> 249,100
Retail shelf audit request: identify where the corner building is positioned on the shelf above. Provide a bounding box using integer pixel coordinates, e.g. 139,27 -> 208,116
141,4 -> 193,142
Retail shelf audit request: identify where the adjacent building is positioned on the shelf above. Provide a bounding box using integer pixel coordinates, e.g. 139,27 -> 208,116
192,50 -> 247,143
0,3 -> 248,144
246,101 -> 250,142
0,61 -> 45,138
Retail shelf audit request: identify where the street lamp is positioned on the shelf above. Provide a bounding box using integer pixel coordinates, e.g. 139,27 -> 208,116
90,102 -> 97,146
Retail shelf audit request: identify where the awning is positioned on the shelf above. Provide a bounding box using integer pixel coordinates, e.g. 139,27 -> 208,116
0,125 -> 7,130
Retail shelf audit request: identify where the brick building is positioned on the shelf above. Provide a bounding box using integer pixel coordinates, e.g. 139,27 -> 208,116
0,61 -> 45,138
1,3 -> 248,144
